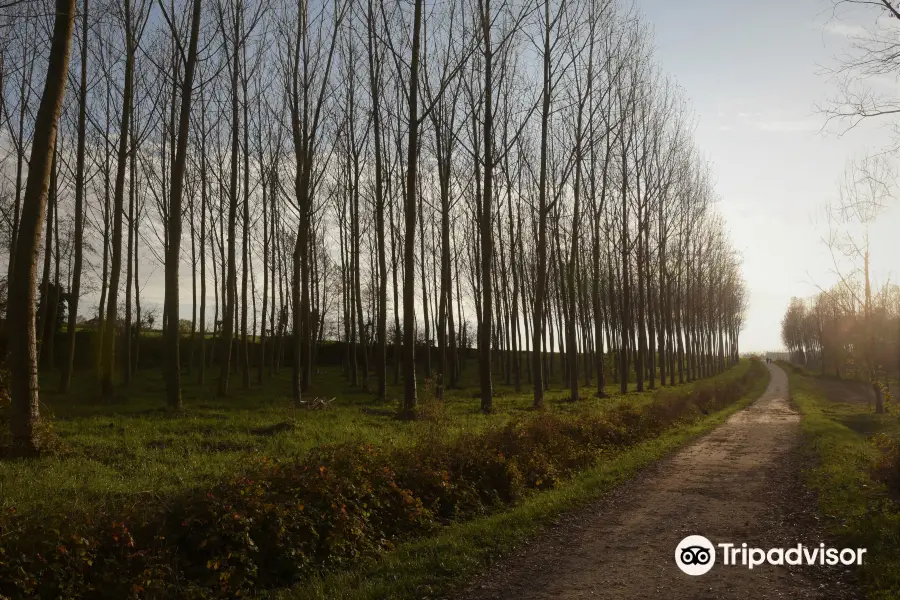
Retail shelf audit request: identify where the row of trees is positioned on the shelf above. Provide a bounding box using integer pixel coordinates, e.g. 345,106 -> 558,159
780,153 -> 900,414
812,1 -> 900,413
780,282 -> 899,411
781,284 -> 900,373
1,0 -> 748,450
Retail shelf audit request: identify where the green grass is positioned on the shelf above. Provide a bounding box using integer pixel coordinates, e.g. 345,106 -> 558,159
268,363 -> 769,600
0,359 -> 749,517
786,367 -> 900,600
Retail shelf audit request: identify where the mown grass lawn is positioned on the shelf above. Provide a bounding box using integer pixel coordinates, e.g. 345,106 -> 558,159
0,358 -> 747,517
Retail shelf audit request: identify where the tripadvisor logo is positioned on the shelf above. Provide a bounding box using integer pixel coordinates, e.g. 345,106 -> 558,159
675,535 -> 716,575
675,535 -> 867,576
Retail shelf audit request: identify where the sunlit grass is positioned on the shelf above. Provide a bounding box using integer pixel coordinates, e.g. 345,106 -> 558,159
0,357 -> 752,517
788,368 -> 900,600
274,361 -> 768,600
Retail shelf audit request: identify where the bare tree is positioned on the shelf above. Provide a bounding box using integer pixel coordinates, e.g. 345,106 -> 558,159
159,0 -> 203,408
7,0 -> 77,452
280,0 -> 347,403
822,154 -> 895,412
99,0 -> 150,399
60,0 -> 89,392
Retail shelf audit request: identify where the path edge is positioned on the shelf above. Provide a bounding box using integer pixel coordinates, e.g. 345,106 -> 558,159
276,366 -> 772,600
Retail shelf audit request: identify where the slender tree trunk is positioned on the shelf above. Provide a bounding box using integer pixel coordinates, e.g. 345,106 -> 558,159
352,143 -> 369,391
124,137 -> 134,385
189,192 -> 197,377
164,0 -> 201,407
391,196 -> 401,385
133,147 -> 142,374
400,0 -> 424,419
532,0 -> 551,408
219,9 -> 240,397
478,0 -> 495,413
199,103 -> 208,385
567,65 -> 588,401
8,0 -> 76,451
419,193 -> 431,378
270,173 -> 278,375
367,0 -> 387,400
240,25 -> 251,390
62,0 -> 89,392
97,136 -> 110,375
619,134 -> 631,394
258,166 -> 268,384
101,0 -> 135,400
6,25 -> 34,302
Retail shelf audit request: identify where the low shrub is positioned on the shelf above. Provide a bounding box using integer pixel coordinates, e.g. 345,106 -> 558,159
0,361 -> 766,599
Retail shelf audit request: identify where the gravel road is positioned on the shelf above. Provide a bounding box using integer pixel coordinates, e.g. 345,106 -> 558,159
454,363 -> 861,600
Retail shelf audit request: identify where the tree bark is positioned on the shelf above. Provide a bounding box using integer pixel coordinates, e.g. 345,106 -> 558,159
61,0 -> 89,392
100,0 -> 136,400
400,0 -> 424,419
8,0 -> 76,451
164,0 -> 202,408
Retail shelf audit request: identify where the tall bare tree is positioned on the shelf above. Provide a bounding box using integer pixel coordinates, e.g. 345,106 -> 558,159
7,0 -> 77,452
160,0 -> 203,409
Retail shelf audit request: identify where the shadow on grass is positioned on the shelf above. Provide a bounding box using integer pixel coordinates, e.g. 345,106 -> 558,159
834,412 -> 887,436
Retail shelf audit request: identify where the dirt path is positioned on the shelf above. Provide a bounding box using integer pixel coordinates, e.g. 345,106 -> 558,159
455,364 -> 860,600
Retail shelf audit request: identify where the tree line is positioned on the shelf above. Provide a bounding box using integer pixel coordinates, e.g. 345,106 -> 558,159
780,284 -> 899,414
0,0 -> 748,451
780,155 -> 900,414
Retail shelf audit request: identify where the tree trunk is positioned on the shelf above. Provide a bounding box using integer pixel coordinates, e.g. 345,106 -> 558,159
61,0 -> 89,392
532,0 -> 551,409
37,151 -> 56,366
400,0 -> 424,419
164,0 -> 201,408
240,24 -> 251,391
219,8 -> 240,397
367,0 -> 387,400
8,0 -> 76,451
100,0 -> 135,400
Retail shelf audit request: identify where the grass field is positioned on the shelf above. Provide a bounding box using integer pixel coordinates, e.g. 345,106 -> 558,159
275,362 -> 770,600
0,358 -> 732,517
785,365 -> 900,600
0,358 -> 767,599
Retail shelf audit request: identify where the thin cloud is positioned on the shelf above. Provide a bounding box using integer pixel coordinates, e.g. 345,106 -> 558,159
754,119 -> 822,132
823,21 -> 867,38
823,13 -> 900,39
726,110 -> 822,133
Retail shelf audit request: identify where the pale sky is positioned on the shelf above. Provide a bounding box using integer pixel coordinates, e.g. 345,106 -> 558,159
634,0 -> 900,352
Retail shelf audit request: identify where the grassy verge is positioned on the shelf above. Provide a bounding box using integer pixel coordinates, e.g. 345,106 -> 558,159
0,360 -> 755,516
785,366 -> 900,600
275,364 -> 770,600
0,361 -> 767,599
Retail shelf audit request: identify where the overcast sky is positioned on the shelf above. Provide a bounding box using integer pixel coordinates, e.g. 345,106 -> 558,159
632,0 -> 900,352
